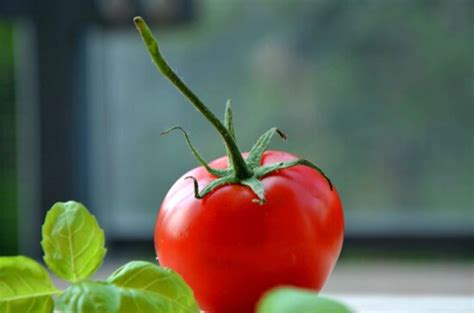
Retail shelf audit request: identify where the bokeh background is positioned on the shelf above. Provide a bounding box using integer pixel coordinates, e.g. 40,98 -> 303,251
1,0 -> 472,295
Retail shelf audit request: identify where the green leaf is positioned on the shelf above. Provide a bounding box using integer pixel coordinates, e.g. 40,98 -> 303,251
41,201 -> 106,283
107,261 -> 199,313
257,287 -> 352,313
57,281 -> 120,313
0,256 -> 59,313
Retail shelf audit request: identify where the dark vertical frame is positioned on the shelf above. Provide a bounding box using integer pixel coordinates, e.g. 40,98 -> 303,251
34,0 -> 95,221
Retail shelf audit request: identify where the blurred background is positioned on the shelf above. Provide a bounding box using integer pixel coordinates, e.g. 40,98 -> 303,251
0,0 -> 472,295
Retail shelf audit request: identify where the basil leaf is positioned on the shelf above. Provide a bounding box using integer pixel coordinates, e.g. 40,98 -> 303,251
41,201 -> 106,283
57,281 -> 120,313
0,256 -> 59,313
257,287 -> 352,313
107,261 -> 199,313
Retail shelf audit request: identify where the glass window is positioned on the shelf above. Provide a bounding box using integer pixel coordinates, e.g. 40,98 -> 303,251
84,0 -> 473,238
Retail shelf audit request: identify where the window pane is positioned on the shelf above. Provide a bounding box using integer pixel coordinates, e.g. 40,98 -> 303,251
85,0 -> 473,238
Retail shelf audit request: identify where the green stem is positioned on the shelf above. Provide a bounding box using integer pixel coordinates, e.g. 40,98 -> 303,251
134,17 -> 253,179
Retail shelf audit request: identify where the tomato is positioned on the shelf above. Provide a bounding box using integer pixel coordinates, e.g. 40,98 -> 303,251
133,17 -> 345,313
155,150 -> 344,313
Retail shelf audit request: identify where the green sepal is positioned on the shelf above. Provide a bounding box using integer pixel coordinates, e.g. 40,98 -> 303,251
186,176 -> 267,204
246,128 -> 287,168
162,126 -> 230,177
185,175 -> 237,199
241,177 -> 266,204
224,99 -> 236,140
254,158 -> 333,190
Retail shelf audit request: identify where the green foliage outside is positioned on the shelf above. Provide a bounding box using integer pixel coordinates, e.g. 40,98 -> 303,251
0,22 -> 17,255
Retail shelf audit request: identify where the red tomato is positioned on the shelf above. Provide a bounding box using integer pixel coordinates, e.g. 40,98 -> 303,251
155,150 -> 344,313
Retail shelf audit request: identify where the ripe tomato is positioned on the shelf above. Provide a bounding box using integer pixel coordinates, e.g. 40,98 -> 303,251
155,150 -> 344,313
133,17 -> 344,313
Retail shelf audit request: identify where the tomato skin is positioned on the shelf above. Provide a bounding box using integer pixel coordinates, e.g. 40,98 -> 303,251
155,150 -> 344,313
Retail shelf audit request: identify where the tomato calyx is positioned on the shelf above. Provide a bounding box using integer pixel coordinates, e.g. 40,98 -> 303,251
161,126 -> 232,178
134,16 -> 333,204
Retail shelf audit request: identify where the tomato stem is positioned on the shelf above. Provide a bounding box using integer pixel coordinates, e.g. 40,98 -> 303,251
134,17 -> 253,180
134,16 -> 333,203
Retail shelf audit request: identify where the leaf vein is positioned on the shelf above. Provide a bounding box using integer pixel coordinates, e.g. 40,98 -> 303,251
0,290 -> 59,301
72,227 -> 96,259
66,210 -> 78,281
120,266 -> 149,286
